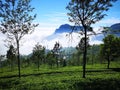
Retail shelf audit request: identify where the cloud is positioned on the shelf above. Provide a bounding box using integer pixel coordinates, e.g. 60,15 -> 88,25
0,22 -> 57,55
42,32 -> 80,50
0,33 -> 7,55
89,34 -> 104,45
20,23 -> 57,55
89,40 -> 103,45
99,17 -> 120,25
43,32 -> 104,52
93,17 -> 120,27
91,17 -> 120,35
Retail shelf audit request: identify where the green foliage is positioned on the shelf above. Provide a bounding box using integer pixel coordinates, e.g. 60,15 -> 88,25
87,45 -> 101,64
32,43 -> 45,70
7,45 -> 16,60
33,43 -> 45,61
68,52 -> 82,66
100,35 -> 120,68
0,61 -> 120,90
46,51 -> 56,68
6,45 -> 16,71
52,42 -> 62,68
76,37 -> 89,53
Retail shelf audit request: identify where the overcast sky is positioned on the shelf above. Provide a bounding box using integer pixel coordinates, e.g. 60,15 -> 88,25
0,0 -> 120,55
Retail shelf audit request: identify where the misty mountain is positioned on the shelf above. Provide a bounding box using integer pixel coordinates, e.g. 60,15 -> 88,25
90,23 -> 120,42
109,23 -> 120,37
111,23 -> 120,31
54,23 -> 120,35
45,24 -> 82,40
45,23 -> 120,45
54,24 -> 82,34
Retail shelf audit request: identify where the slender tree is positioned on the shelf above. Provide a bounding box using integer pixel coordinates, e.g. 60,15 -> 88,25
76,37 -> 89,65
52,42 -> 62,68
0,55 -> 2,69
32,43 -> 45,70
46,51 -> 56,68
7,45 -> 16,71
0,55 -> 4,72
66,0 -> 116,78
0,0 -> 38,78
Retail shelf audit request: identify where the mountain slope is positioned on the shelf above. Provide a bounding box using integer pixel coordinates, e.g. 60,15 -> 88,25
109,23 -> 120,37
45,24 -> 82,41
45,23 -> 120,46
54,24 -> 82,34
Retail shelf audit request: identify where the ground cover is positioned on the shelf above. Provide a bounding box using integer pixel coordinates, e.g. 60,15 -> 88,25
0,61 -> 120,90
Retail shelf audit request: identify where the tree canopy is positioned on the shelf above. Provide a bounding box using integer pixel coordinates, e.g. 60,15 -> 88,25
100,35 -> 120,68
32,43 -> 45,70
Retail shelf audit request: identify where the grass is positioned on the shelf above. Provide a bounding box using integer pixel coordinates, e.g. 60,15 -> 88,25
0,61 -> 120,90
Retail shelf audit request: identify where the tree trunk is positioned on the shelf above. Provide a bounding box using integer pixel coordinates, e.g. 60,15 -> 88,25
107,56 -> 110,69
91,47 -> 94,65
91,55 -> 94,65
57,59 -> 58,68
56,55 -> 58,68
17,40 -> 21,78
77,51 -> 80,66
38,59 -> 39,70
83,26 -> 87,78
10,59 -> 13,71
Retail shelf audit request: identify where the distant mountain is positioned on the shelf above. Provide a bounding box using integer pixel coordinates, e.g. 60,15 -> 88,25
54,24 -> 82,34
45,23 -> 120,44
109,23 -> 120,37
45,24 -> 82,41
93,23 -> 120,42
110,23 -> 120,30
54,23 -> 120,35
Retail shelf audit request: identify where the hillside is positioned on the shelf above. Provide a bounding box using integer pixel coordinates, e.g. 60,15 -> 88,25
109,23 -> 120,37
54,24 -> 82,34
